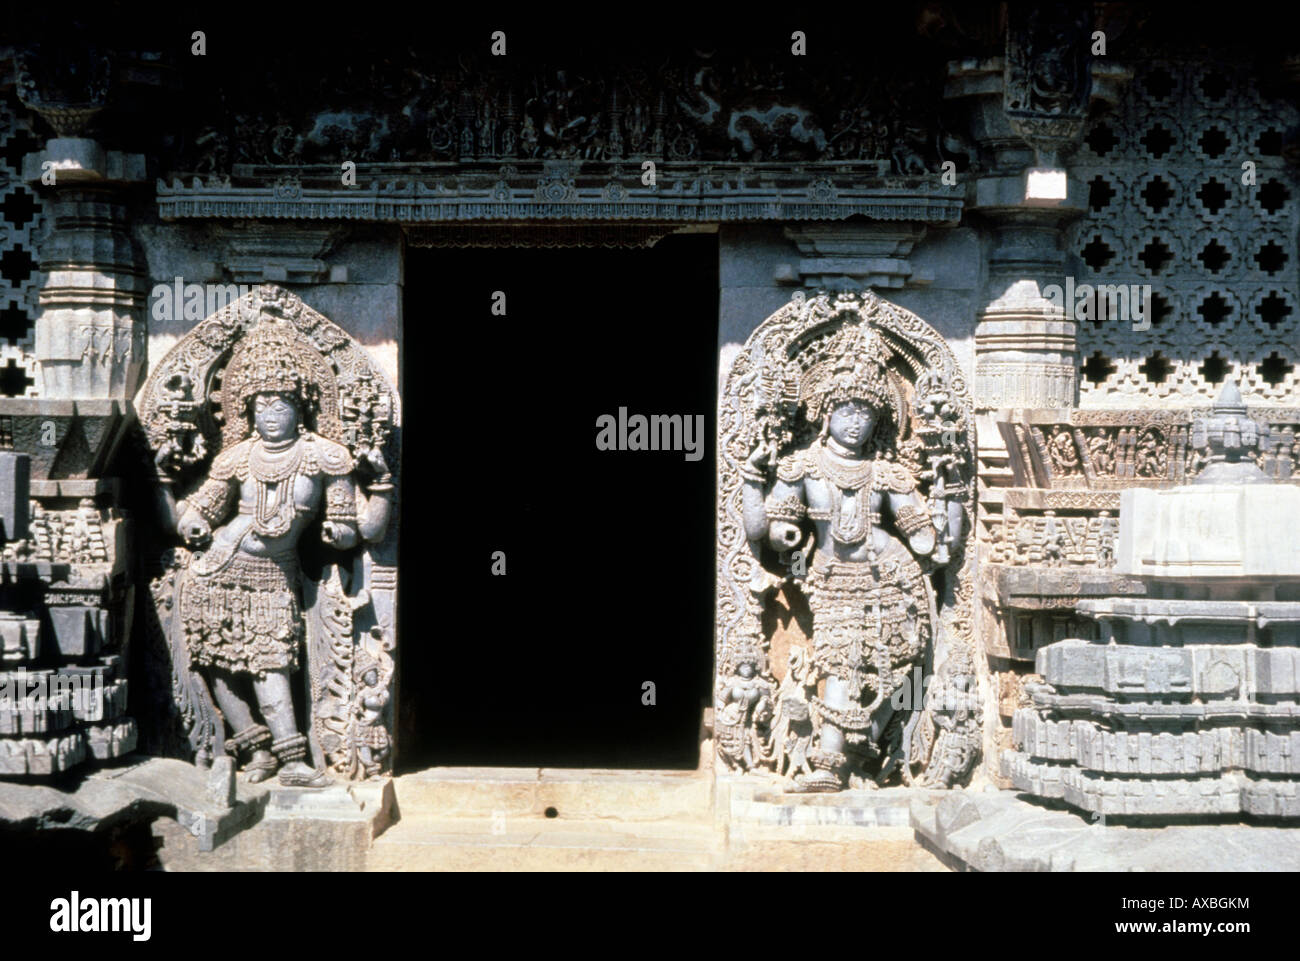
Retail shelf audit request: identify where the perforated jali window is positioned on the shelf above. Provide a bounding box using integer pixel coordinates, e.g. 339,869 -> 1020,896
0,98 -> 42,398
1069,59 -> 1300,406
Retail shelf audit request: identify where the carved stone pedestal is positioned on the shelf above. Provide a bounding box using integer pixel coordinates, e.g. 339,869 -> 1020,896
153,779 -> 396,870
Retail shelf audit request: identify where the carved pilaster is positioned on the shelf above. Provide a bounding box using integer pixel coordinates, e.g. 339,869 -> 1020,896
222,224 -> 348,284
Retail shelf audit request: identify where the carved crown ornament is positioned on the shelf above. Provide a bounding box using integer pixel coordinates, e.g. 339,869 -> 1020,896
135,284 -> 400,482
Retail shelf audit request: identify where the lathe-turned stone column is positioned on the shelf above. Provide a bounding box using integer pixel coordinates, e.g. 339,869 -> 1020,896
0,46 -> 145,778
18,50 -> 147,400
946,7 -> 1130,411
946,6 -> 1132,784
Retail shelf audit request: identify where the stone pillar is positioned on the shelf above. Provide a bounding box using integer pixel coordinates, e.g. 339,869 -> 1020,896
31,189 -> 146,399
0,46 -> 144,778
945,7 -> 1132,783
17,51 -> 147,401
947,6 -> 1131,412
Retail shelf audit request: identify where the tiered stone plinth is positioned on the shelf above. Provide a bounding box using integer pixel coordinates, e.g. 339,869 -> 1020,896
1004,473 -> 1300,819
0,408 -> 137,778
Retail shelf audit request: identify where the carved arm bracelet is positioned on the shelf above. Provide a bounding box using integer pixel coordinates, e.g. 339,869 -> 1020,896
324,476 -> 359,522
894,504 -> 930,537
189,478 -> 234,526
765,494 -> 808,524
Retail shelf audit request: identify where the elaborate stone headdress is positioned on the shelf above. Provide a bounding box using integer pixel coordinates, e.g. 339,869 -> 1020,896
218,318 -> 343,447
798,320 -> 897,425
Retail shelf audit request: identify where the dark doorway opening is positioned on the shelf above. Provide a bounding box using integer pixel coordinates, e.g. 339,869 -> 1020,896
399,232 -> 719,771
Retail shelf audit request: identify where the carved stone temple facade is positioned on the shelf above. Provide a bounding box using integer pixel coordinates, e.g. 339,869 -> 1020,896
2,6 -> 1300,871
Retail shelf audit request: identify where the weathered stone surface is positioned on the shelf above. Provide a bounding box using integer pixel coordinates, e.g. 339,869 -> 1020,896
85,719 -> 137,760
136,287 -> 398,787
1037,640 -> 1300,698
155,778 -> 397,870
0,453 -> 29,543
1014,711 -> 1300,777
1116,484 -> 1300,579
0,756 -> 267,853
0,731 -> 85,775
717,289 -> 980,792
1009,385 -> 1300,819
911,790 -> 1300,871
0,616 -> 40,665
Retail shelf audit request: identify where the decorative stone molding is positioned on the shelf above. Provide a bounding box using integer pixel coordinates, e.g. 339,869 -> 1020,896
221,224 -> 347,284
996,406 -> 1300,489
156,166 -> 963,226
776,223 -> 932,290
405,224 -> 682,249
1004,387 -> 1300,819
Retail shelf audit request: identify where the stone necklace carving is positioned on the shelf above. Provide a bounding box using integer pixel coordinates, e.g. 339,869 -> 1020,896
248,437 -> 304,537
816,440 -> 875,546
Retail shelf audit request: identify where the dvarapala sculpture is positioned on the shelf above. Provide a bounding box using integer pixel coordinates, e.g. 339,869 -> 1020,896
717,291 -> 980,791
138,287 -> 398,784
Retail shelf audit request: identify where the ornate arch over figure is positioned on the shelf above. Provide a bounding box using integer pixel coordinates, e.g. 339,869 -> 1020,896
137,285 -> 400,782
717,290 -> 980,790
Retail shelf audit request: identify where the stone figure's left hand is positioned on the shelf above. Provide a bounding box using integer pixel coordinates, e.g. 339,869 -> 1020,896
179,511 -> 211,547
361,446 -> 389,479
321,521 -> 358,549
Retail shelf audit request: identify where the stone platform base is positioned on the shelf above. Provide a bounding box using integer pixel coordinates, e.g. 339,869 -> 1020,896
911,789 -> 1300,871
0,756 -> 265,858
718,776 -> 949,871
154,778 -> 395,871
365,769 -> 946,871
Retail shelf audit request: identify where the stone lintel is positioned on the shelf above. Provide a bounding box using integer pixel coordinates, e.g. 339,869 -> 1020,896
993,566 -> 1144,609
156,167 -> 964,225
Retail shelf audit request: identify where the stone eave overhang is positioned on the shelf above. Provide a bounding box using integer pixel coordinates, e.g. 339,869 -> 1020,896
156,162 -> 964,225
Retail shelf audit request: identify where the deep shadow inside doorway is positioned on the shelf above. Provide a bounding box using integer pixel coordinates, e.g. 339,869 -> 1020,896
399,233 -> 719,771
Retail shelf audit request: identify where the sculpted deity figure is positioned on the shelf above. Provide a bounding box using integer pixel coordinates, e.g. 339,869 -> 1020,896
739,325 -> 949,792
919,649 -> 981,787
173,320 -> 360,787
715,657 -> 775,770
769,647 -> 818,781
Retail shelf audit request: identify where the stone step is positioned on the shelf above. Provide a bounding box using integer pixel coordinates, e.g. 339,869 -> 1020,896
715,781 -> 951,868
722,781 -> 944,827
367,814 -> 946,871
725,832 -> 949,871
392,767 -> 713,822
367,815 -> 717,871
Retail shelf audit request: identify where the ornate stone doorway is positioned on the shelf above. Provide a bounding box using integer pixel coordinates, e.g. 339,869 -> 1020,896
398,232 -> 719,771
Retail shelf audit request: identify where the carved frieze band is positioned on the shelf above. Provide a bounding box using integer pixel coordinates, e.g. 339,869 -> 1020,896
156,166 -> 962,224
998,410 -> 1300,489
